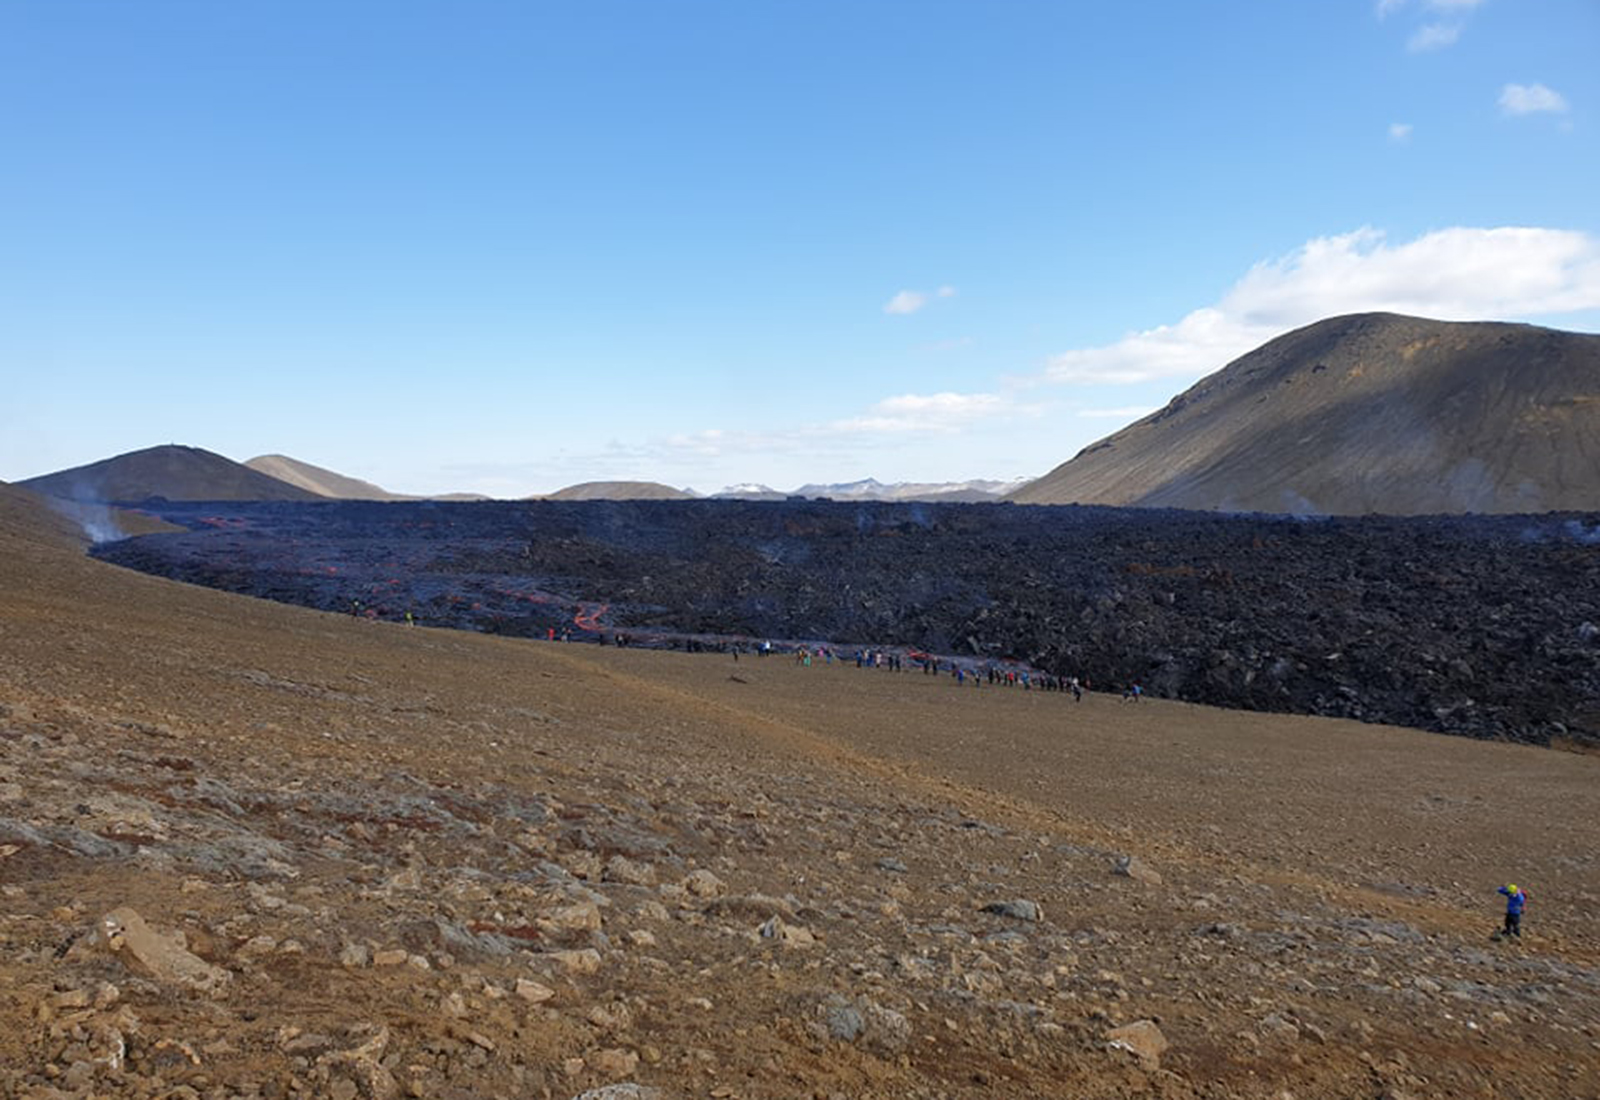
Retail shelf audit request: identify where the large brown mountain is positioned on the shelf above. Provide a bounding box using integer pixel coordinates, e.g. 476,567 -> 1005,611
1010,313 -> 1600,514
18,444 -> 322,503
244,454 -> 406,500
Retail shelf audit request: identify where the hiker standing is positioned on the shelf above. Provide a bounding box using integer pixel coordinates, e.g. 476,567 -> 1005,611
1498,883 -> 1530,939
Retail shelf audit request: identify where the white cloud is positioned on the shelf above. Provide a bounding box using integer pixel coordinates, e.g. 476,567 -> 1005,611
883,290 -> 927,315
1500,83 -> 1570,116
1044,308 -> 1260,385
1407,22 -> 1461,50
1044,226 -> 1600,385
883,285 -> 956,315
835,391 -> 1014,434
1388,121 -> 1414,142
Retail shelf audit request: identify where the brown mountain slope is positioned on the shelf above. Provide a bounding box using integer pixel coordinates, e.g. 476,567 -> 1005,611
244,454 -> 407,500
1011,313 -> 1600,514
4,482 -> 1600,1096
19,444 -> 323,503
537,480 -> 698,500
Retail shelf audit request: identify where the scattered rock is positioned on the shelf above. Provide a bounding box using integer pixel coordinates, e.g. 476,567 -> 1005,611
757,914 -> 816,947
93,907 -> 230,993
1106,1019 -> 1169,1070
541,901 -> 603,934
818,995 -> 911,1056
589,1047 -> 639,1077
546,948 -> 603,974
682,869 -> 727,898
318,1026 -> 399,1100
981,899 -> 1042,922
1113,855 -> 1162,885
570,1085 -> 663,1100
602,855 -> 657,886
516,978 -> 556,1003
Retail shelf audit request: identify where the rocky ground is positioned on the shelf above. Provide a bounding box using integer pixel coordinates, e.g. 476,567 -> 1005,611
5,483 -> 1600,1098
93,498 -> 1600,745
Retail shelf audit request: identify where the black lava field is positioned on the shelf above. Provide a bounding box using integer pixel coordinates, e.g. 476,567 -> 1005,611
93,498 -> 1600,746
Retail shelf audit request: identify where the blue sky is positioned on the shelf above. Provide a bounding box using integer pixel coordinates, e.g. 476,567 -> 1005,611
2,0 -> 1596,497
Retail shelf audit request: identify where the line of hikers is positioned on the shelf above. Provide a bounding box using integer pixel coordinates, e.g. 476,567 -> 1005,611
762,644 -> 1090,701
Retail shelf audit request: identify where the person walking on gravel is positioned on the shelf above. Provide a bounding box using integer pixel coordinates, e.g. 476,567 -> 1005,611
1498,883 -> 1530,939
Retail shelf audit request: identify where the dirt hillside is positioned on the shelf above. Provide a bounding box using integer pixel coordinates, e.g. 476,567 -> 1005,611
1012,313 -> 1600,515
244,456 -> 407,502
3,481 -> 1598,1098
20,446 -> 323,504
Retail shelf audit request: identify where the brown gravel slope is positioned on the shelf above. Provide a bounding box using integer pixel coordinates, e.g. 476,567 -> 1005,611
2,481 -> 1598,1100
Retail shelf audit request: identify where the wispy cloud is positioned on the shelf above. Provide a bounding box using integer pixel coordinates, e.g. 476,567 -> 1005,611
1388,121 -> 1414,142
1500,82 -> 1570,116
1407,22 -> 1461,50
883,290 -> 927,315
883,285 -> 957,315
1381,0 -> 1481,49
1042,226 -> 1600,385
835,391 -> 1012,434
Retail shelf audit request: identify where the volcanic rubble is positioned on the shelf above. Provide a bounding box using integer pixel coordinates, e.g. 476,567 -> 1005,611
92,499 -> 1600,746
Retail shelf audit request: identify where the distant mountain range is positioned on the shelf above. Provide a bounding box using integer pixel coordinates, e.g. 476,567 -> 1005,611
1011,312 -> 1600,515
23,312 -> 1597,517
17,448 -> 1030,507
20,445 -> 325,503
244,455 -> 489,501
751,477 -> 1034,503
18,447 -> 490,505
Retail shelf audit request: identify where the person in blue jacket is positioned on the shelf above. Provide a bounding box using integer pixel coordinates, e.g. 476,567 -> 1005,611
1498,883 -> 1529,938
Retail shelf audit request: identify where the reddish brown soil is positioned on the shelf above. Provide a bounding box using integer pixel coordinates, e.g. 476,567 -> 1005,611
2,483 -> 1597,1099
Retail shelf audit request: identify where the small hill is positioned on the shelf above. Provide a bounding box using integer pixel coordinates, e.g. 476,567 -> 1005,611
536,480 -> 698,501
245,454 -> 406,500
1010,313 -> 1600,515
18,445 -> 323,503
